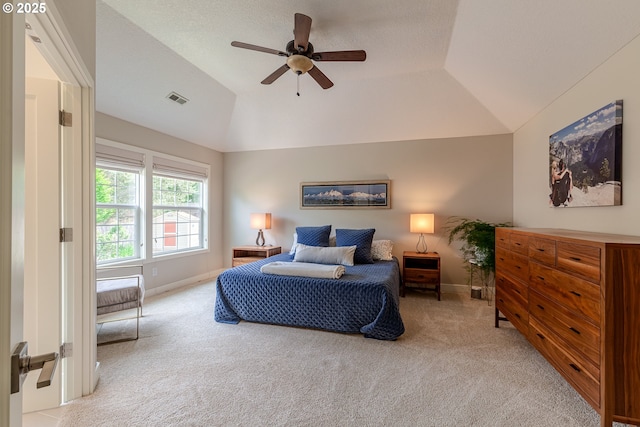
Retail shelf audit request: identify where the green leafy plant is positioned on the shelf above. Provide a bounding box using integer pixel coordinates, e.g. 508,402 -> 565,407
443,217 -> 511,288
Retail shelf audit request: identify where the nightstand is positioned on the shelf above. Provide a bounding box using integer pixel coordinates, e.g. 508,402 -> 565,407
232,246 -> 281,267
402,251 -> 441,300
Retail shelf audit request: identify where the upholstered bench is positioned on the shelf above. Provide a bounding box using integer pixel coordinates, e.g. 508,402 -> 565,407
96,274 -> 145,345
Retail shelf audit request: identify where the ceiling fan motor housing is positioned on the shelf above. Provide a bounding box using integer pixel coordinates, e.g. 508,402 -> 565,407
286,40 -> 313,56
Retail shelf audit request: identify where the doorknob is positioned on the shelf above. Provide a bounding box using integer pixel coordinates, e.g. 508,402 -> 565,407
10,341 -> 59,394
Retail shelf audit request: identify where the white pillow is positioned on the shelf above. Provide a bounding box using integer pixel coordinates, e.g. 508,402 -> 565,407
293,244 -> 356,266
289,232 -> 298,255
371,240 -> 394,261
290,233 -> 337,254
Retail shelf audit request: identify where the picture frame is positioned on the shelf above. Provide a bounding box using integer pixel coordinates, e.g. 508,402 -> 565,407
548,100 -> 622,208
300,180 -> 391,209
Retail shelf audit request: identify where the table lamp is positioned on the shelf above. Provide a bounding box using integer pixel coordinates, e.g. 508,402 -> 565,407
250,213 -> 271,246
410,213 -> 434,253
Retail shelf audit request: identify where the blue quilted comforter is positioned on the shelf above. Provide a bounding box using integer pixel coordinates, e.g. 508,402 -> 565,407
214,253 -> 405,340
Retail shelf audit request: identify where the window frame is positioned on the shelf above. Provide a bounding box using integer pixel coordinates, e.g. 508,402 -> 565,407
95,164 -> 143,265
95,138 -> 210,266
151,173 -> 206,257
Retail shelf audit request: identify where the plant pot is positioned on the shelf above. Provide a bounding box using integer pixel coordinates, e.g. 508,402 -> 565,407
470,286 -> 482,299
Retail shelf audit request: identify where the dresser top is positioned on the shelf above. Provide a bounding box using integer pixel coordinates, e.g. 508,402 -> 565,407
500,227 -> 640,245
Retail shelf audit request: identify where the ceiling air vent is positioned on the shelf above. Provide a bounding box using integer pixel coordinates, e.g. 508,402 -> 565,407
166,91 -> 189,105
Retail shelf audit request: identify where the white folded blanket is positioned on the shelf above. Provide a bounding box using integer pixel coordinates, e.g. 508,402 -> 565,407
260,261 -> 345,279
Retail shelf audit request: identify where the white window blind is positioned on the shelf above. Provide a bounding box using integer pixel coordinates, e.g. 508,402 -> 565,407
152,156 -> 208,179
96,143 -> 145,169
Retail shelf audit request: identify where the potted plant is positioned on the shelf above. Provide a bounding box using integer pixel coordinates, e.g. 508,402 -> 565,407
443,217 -> 511,298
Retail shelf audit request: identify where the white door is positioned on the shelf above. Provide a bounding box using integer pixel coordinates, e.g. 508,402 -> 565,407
3,6 -> 94,424
1,11 -> 27,426
23,77 -> 63,412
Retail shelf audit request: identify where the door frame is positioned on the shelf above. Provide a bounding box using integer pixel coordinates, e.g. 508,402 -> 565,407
1,2 -> 96,424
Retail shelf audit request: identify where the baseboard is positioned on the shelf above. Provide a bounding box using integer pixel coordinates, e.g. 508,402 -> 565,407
145,269 -> 225,297
441,283 -> 470,294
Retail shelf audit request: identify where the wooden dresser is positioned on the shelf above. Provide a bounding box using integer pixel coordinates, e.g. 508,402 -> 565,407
495,227 -> 640,427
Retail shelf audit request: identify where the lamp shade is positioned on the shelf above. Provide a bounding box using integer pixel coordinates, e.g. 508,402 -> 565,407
250,213 -> 271,230
410,214 -> 434,234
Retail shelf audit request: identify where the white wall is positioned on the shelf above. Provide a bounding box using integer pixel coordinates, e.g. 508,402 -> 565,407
223,134 -> 513,286
52,0 -> 95,79
513,34 -> 640,235
96,113 -> 224,291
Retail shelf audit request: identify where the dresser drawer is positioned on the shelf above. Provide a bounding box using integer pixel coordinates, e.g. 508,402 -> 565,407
528,237 -> 556,266
509,232 -> 529,255
529,290 -> 600,365
496,287 -> 529,337
557,242 -> 601,283
529,319 -> 600,410
496,248 -> 529,283
404,268 -> 439,285
529,262 -> 600,324
496,272 -> 528,308
495,228 -> 510,249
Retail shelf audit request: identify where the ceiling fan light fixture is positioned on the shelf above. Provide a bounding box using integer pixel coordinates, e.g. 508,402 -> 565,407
287,55 -> 313,75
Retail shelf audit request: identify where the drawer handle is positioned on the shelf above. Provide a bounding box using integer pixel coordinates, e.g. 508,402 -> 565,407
514,288 -> 521,294
536,333 -> 545,340
514,313 -> 521,319
536,248 -> 545,252
570,290 -> 582,297
417,275 -> 425,278
569,327 -> 581,335
537,304 -> 545,310
499,298 -> 504,304
537,276 -> 545,281
499,257 -> 505,262
515,265 -> 521,269
515,242 -> 522,246
569,363 -> 581,373
569,256 -> 582,262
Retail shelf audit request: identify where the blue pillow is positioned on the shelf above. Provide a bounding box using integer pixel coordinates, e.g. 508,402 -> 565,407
295,225 -> 332,247
336,228 -> 376,264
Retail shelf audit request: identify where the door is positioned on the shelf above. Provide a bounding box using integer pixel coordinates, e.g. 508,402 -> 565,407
3,6 -> 94,425
1,11 -> 27,427
23,77 -> 62,412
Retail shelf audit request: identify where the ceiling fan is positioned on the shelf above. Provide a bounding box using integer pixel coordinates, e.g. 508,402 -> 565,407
231,13 -> 366,94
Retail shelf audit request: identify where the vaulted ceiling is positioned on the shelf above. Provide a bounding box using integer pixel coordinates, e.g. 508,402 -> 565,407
96,0 -> 640,152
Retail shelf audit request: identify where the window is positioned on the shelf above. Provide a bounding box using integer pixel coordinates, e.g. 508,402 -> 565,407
95,140 -> 209,264
95,167 -> 141,264
152,175 -> 204,255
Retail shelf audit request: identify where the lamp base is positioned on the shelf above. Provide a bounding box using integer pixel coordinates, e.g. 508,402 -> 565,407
416,233 -> 428,253
255,229 -> 265,246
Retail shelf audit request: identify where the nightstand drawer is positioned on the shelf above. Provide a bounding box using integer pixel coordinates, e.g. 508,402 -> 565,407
404,268 -> 439,284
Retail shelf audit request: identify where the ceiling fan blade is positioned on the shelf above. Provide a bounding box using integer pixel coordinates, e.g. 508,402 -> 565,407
261,64 -> 290,85
307,65 -> 334,89
293,13 -> 312,51
231,41 -> 288,57
312,50 -> 367,62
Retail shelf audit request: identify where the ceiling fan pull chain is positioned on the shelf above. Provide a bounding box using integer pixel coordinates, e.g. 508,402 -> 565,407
297,73 -> 300,96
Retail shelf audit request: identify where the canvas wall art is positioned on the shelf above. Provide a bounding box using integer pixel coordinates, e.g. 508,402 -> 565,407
548,100 -> 622,208
300,180 -> 390,209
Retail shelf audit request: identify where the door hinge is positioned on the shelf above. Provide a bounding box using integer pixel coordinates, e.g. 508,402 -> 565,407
60,342 -> 73,359
59,110 -> 72,127
60,227 -> 73,242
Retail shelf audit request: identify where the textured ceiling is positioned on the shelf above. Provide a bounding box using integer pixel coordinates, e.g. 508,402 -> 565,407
96,0 -> 640,152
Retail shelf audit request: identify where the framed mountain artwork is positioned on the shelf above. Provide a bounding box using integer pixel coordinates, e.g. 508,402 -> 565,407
300,180 -> 390,209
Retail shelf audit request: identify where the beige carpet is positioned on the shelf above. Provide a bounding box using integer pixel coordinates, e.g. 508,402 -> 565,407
59,280 -> 605,426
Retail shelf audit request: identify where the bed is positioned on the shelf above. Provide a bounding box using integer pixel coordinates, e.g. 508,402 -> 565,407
214,253 -> 405,340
